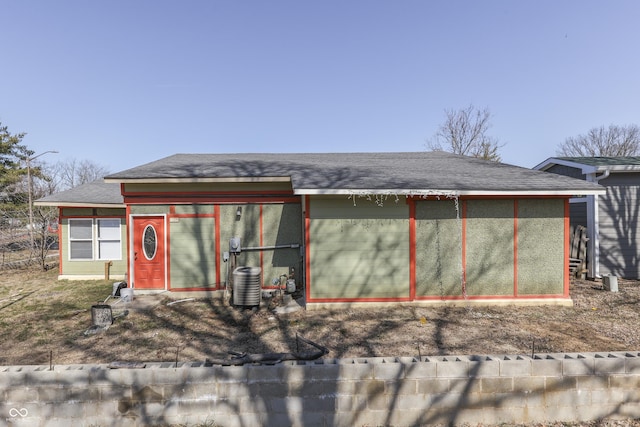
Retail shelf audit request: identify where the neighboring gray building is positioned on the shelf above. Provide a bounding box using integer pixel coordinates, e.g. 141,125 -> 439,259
535,157 -> 640,279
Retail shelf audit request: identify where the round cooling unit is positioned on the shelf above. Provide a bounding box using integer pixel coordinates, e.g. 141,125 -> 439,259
233,266 -> 262,307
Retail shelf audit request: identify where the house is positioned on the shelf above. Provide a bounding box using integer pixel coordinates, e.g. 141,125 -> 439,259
37,152 -> 604,307
535,156 -> 640,279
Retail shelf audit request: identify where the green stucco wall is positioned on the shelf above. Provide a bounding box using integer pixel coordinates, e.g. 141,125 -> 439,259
415,199 -> 463,297
517,199 -> 565,295
217,204 -> 302,288
130,205 -> 171,215
169,216 -> 216,289
308,197 -> 410,300
260,204 -> 302,287
465,199 -> 515,296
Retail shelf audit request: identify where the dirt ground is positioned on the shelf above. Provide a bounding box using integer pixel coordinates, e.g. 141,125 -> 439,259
1,265 -> 639,366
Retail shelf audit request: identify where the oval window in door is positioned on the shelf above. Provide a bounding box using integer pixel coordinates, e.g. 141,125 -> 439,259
142,225 -> 157,260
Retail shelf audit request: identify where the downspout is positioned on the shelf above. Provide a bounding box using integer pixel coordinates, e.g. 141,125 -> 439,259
586,169 -> 610,278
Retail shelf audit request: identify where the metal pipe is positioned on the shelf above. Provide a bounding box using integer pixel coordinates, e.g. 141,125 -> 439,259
242,243 -> 300,251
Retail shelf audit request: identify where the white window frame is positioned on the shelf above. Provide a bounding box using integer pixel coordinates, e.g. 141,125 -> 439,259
68,218 -> 122,261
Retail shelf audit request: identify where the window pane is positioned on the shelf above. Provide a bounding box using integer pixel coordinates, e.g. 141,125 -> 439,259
98,219 -> 120,240
69,219 -> 92,239
143,225 -> 157,260
70,241 -> 93,259
99,240 -> 121,260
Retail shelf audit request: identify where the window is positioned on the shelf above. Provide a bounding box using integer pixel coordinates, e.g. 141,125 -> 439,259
98,219 -> 122,260
142,225 -> 157,260
69,218 -> 122,261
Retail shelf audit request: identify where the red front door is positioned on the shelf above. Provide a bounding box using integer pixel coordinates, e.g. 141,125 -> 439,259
132,216 -> 166,290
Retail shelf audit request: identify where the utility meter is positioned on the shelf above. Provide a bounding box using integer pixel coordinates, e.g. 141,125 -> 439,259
229,237 -> 241,254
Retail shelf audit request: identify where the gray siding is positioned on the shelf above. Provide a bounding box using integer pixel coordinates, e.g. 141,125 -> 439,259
546,164 -> 585,180
598,180 -> 640,278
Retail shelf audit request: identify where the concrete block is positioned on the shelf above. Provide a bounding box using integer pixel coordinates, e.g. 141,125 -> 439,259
620,401 -> 640,418
215,365 -> 249,383
373,360 -> 405,380
394,393 -> 430,411
98,384 -> 132,401
594,354 -> 626,374
276,365 -> 305,383
624,356 -> 640,374
495,391 -> 527,408
544,404 -> 580,423
545,376 -> 577,392
610,374 -> 640,389
335,379 -> 355,395
417,378 -> 450,394
575,374 -> 609,390
525,389 -> 546,408
176,397 -> 215,417
404,361 -> 437,378
334,395 -> 357,411
299,411 -> 331,427
448,376 -> 481,394
428,392 -> 466,409
173,382 -> 216,400
258,381 -> 292,397
512,376 -> 545,393
591,388 -> 626,405
435,357 -> 469,378
50,401 -> 87,419
480,377 -> 513,393
385,378 -> 417,395
304,363 -> 341,381
562,355 -> 594,376
498,355 -> 532,376
183,366 -> 218,384
346,409 -> 389,427
4,387 -> 39,403
297,379 -> 337,398
531,355 -> 563,377
469,356 -> 500,377
338,361 -> 373,380
545,389 -> 591,407
483,405 -> 528,425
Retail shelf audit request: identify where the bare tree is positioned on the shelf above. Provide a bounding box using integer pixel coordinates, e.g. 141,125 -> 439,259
428,104 -> 503,161
557,124 -> 640,157
45,158 -> 110,192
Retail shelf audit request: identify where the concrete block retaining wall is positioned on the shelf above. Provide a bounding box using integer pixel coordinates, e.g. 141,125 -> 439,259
2,352 -> 640,427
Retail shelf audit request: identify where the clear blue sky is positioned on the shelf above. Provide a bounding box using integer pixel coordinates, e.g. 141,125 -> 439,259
2,1 -> 639,172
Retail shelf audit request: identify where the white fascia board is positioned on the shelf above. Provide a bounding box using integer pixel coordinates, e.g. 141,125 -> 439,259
103,177 -> 291,184
533,158 -> 598,174
601,165 -> 640,172
293,188 -> 606,196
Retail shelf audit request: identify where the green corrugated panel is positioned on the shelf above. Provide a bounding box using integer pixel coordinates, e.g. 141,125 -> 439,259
169,217 -> 216,288
415,200 -> 463,296
309,198 -> 410,299
517,199 -> 564,295
465,200 -> 515,296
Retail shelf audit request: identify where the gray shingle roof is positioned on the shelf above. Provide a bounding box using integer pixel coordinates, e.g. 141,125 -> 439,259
104,151 -> 603,196
35,180 -> 124,207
